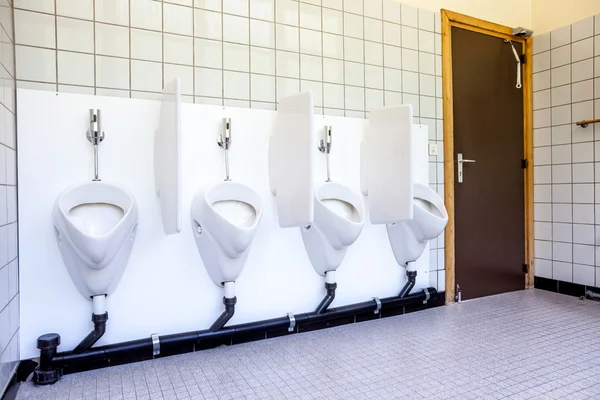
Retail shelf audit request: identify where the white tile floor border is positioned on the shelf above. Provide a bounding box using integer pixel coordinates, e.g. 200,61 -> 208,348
15,289 -> 600,400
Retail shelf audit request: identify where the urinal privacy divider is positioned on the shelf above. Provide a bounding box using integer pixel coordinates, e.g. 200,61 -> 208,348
154,77 -> 182,235
269,92 -> 316,228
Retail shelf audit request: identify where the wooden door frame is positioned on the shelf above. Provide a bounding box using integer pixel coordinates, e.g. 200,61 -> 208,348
442,10 -> 534,304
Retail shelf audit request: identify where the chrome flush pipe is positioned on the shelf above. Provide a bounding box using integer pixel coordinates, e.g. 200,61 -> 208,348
218,118 -> 232,181
86,109 -> 105,181
318,126 -> 332,182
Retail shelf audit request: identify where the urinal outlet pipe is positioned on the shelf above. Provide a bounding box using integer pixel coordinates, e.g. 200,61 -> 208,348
209,296 -> 237,332
92,295 -> 106,315
43,289 -> 437,378
399,268 -> 417,298
315,271 -> 337,314
72,312 -> 108,354
224,281 -> 235,299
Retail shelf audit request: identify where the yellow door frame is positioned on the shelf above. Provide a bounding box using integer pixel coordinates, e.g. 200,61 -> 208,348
441,10 -> 534,304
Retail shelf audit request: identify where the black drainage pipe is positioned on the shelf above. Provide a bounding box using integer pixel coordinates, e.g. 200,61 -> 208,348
209,297 -> 237,332
39,288 -> 436,380
315,282 -> 337,313
73,312 -> 108,354
399,271 -> 417,298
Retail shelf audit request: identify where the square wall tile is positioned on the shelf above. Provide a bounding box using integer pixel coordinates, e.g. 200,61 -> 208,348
553,222 -> 572,242
344,12 -> 363,39
343,0 -> 363,15
533,89 -> 550,110
553,261 -> 573,282
224,14 -> 250,45
551,25 -> 570,48
365,41 -> 383,66
250,46 -> 275,75
300,29 -> 322,56
223,43 -> 250,72
195,67 -> 222,97
276,24 -> 299,52
364,17 -> 382,43
382,0 -> 400,24
534,71 -> 551,92
276,50 -> 299,78
14,10 -> 55,48
96,56 -> 129,90
132,29 -> 163,63
57,51 -> 94,86
343,60 -> 363,87
131,0 -> 162,31
572,59 -> 594,82
195,9 -> 222,41
573,264 -> 595,285
572,37 -> 594,63
16,45 -> 56,82
573,224 -> 595,245
345,85 -> 364,111
301,79 -> 322,107
322,8 -> 343,35
224,71 -> 249,99
163,3 -> 193,36
536,258 -> 552,278
57,17 -> 93,53
250,0 -> 274,21
574,204 -> 593,224
277,0 -> 298,25
573,17 -> 595,42
299,3 -> 321,31
323,82 -> 344,108
96,23 -> 129,58
164,34 -> 193,65
534,185 -> 551,203
223,0 -> 249,17
401,26 -> 418,50
533,51 -> 550,73
401,4 -> 417,28
551,45 -> 571,68
95,0 -> 129,26
323,58 -> 343,84
533,32 -> 550,55
277,76 -> 300,100
251,74 -> 275,102
383,22 -> 401,46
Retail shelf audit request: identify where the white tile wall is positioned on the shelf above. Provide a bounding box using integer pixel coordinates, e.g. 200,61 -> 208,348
533,13 -> 600,288
0,0 -> 16,396
12,0 -> 445,283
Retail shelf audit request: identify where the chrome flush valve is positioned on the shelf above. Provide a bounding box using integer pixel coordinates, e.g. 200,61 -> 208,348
318,126 -> 333,182
218,118 -> 232,181
86,109 -> 105,181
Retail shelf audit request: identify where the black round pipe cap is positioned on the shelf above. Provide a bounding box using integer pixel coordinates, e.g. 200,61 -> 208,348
33,367 -> 61,385
37,333 -> 60,350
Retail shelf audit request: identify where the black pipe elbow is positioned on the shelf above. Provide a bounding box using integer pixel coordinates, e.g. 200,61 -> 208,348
315,282 -> 337,314
209,296 -> 237,332
73,312 -> 108,354
399,271 -> 417,298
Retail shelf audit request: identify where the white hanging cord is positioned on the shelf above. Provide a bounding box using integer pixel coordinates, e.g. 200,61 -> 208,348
505,39 -> 522,89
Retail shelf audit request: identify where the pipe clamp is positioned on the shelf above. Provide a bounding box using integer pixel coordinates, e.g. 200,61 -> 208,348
151,334 -> 160,356
372,297 -> 382,314
287,313 -> 296,332
423,289 -> 431,304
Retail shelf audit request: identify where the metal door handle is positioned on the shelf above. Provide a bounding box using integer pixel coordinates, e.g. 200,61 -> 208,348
457,153 -> 476,183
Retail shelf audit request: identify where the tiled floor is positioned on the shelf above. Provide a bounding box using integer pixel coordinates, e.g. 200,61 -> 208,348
16,289 -> 600,400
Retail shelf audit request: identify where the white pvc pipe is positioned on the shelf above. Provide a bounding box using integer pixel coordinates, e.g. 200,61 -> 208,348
224,281 -> 235,298
406,261 -> 417,272
92,295 -> 106,315
325,270 -> 336,284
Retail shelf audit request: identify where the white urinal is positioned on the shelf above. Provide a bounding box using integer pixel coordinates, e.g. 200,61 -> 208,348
386,183 -> 448,266
301,182 -> 364,276
190,181 -> 263,286
53,182 -> 138,298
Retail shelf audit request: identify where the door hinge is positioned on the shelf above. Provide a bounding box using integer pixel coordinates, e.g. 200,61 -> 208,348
520,54 -> 526,64
523,263 -> 529,274
521,159 -> 528,168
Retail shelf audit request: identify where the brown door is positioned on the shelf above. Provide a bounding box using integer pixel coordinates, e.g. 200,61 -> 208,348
452,27 -> 525,300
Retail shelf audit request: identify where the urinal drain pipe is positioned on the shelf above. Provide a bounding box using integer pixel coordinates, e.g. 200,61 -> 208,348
399,270 -> 417,298
315,282 -> 337,314
209,296 -> 237,332
41,288 -> 437,381
72,312 -> 108,354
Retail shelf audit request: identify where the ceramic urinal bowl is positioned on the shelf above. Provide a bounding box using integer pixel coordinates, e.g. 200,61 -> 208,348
301,182 -> 364,275
190,181 -> 263,286
386,183 -> 448,266
53,182 -> 138,298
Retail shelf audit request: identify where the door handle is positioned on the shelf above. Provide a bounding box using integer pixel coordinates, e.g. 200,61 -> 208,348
457,153 -> 476,183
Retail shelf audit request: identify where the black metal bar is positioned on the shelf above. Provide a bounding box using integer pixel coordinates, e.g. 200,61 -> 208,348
49,288 -> 437,372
